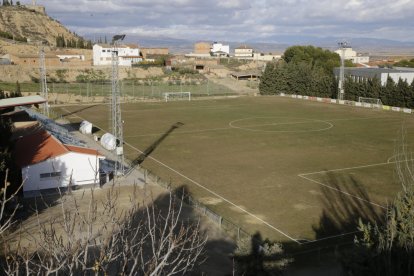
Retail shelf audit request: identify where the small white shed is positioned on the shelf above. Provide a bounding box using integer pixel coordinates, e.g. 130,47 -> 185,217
15,130 -> 104,196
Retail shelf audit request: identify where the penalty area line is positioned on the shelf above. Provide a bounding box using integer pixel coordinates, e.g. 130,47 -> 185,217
298,174 -> 386,209
60,107 -> 300,244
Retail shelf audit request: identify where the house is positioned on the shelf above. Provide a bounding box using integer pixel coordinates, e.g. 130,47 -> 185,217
93,43 -> 142,66
235,45 -> 254,58
15,129 -> 104,196
210,42 -> 229,57
335,47 -> 369,64
333,67 -> 414,85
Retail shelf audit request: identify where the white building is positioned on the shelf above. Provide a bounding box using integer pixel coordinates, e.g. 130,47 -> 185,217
333,67 -> 414,86
210,42 -> 230,57
235,45 -> 254,58
15,130 -> 104,196
93,43 -> 142,66
55,52 -> 85,61
253,53 -> 281,61
335,47 -> 369,64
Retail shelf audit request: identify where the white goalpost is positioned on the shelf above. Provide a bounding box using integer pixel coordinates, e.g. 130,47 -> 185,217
163,92 -> 191,102
358,97 -> 383,108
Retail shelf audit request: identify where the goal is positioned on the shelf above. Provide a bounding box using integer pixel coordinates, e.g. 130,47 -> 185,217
358,97 -> 382,108
163,92 -> 191,102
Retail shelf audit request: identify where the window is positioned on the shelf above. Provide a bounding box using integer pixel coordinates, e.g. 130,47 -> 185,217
102,50 -> 106,53
40,171 -> 62,179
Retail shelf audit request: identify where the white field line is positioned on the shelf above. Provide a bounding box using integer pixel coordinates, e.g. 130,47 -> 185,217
298,174 -> 386,209
298,158 -> 414,210
61,107 -> 300,244
300,230 -> 361,244
125,126 -> 232,137
124,115 -> 393,138
229,117 -> 334,133
125,119 -> 333,138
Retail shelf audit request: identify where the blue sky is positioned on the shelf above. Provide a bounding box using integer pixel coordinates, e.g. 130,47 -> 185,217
29,0 -> 414,42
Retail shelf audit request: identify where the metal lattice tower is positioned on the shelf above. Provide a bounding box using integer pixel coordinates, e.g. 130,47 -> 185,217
111,37 -> 125,175
337,41 -> 348,101
39,47 -> 49,117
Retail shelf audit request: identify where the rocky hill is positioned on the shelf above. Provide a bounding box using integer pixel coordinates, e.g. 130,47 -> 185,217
0,5 -> 81,46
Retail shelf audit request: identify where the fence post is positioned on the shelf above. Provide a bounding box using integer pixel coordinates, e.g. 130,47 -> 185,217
238,227 -> 240,240
219,216 -> 222,227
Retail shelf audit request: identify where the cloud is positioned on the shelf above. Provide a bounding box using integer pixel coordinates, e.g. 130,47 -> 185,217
31,0 -> 414,42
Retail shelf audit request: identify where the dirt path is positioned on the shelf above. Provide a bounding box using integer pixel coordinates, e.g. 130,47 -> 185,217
205,74 -> 259,95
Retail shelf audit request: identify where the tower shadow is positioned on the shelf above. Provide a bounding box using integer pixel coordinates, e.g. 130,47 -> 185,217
129,122 -> 184,169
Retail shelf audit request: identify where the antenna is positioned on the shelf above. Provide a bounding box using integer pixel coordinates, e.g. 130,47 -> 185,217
337,41 -> 349,101
111,34 -> 125,176
39,47 -> 49,117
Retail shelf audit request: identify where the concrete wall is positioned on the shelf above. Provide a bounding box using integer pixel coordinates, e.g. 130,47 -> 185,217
22,152 -> 102,192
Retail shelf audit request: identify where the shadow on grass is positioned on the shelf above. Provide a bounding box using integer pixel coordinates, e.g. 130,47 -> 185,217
59,104 -> 99,118
129,122 -> 184,169
312,172 -> 384,240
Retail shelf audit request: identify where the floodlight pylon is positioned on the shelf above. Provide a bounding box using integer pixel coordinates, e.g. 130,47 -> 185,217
39,47 -> 49,117
337,41 -> 349,101
111,37 -> 125,176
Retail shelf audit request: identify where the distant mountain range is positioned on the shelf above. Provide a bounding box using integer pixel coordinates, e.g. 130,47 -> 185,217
84,33 -> 414,56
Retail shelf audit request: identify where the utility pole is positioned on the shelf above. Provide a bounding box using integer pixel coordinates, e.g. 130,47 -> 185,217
39,47 -> 49,116
111,34 -> 126,176
337,41 -> 348,101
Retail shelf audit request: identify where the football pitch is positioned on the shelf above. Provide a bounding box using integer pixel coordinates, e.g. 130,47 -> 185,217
56,96 -> 414,244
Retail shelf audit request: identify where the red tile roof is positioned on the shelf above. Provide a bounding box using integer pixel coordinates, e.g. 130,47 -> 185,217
15,130 -> 68,167
15,130 -> 102,168
66,145 -> 103,157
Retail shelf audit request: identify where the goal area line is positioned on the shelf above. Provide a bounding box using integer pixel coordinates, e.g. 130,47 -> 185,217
298,158 -> 414,210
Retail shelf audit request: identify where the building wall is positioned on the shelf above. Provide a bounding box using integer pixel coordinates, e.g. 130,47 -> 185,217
93,44 -> 140,66
56,54 -> 85,61
252,53 -> 281,61
22,152 -> 102,192
141,48 -> 169,59
235,48 -> 253,57
335,48 -> 370,64
381,72 -> 414,85
194,42 -> 211,54
211,43 -> 230,55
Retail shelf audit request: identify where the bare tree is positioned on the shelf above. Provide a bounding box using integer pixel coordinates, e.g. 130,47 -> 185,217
1,181 -> 207,275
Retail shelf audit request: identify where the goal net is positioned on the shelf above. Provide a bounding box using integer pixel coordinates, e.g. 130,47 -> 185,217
358,97 -> 382,108
163,92 -> 191,102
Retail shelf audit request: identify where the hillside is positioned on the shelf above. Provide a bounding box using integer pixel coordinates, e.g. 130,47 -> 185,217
0,5 -> 81,46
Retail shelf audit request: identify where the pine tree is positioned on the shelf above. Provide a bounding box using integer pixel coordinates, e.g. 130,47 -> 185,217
396,78 -> 410,108
15,81 -> 21,97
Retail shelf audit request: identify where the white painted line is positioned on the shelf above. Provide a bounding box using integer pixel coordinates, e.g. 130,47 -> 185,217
125,126 -> 232,137
229,117 -> 334,133
300,158 -> 414,177
61,107 -> 300,244
125,141 -> 300,243
299,161 -> 391,176
299,230 -> 361,244
298,174 -> 386,209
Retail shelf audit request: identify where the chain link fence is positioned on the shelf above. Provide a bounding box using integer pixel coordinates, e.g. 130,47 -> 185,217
26,80 -> 238,104
140,167 -> 253,242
